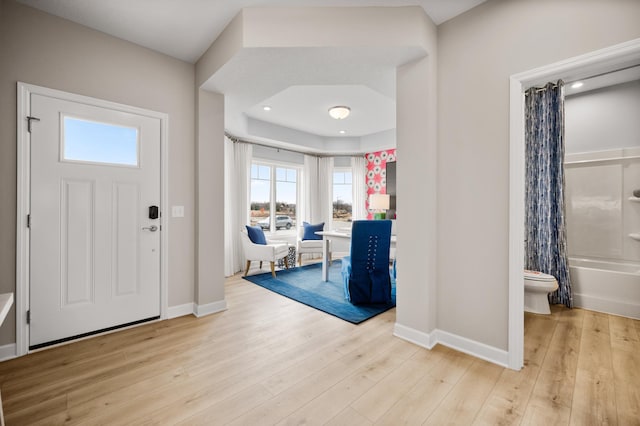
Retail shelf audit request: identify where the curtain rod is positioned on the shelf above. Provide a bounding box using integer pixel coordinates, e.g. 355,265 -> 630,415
526,64 -> 640,95
525,80 -> 564,94
225,132 -> 361,158
565,64 -> 640,86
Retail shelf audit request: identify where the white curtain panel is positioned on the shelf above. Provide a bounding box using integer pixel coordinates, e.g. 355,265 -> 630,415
318,157 -> 334,229
223,137 -> 235,276
301,154 -> 319,224
223,138 -> 252,276
351,156 -> 367,221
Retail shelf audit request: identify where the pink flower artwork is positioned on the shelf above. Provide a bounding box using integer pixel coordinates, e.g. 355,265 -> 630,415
364,149 -> 396,219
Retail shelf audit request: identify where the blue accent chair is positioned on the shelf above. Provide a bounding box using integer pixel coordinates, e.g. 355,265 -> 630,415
341,220 -> 392,304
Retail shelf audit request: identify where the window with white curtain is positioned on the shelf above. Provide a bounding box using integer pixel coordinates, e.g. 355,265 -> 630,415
250,161 -> 300,234
333,169 -> 353,223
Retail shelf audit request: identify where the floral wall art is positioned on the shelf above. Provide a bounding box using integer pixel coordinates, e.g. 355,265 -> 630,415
365,148 -> 396,219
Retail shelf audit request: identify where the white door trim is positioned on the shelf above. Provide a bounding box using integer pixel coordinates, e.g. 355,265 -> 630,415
508,38 -> 640,370
16,82 -> 170,357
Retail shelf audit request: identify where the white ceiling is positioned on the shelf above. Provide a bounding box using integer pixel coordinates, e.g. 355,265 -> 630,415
17,0 -> 487,63
202,45 -> 424,149
17,0 -> 487,152
565,65 -> 640,97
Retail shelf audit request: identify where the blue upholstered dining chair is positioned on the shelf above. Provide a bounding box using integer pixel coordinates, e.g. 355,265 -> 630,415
341,220 -> 392,304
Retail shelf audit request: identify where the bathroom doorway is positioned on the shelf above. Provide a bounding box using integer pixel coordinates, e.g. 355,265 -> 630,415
508,38 -> 640,370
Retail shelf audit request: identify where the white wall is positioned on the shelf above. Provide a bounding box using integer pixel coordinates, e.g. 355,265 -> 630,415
437,0 -> 640,350
0,0 -> 196,345
566,80 -> 640,154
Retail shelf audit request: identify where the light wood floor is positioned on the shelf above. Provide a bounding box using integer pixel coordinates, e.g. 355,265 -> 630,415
0,273 -> 638,425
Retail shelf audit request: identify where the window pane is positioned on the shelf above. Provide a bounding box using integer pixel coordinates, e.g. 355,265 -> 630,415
250,163 -> 298,232
258,165 -> 270,180
250,164 -> 271,227
63,117 -> 138,166
275,168 -> 297,231
276,179 -> 296,230
333,170 -> 352,223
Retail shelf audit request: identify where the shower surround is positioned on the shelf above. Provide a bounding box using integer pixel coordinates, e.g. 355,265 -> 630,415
564,147 -> 640,318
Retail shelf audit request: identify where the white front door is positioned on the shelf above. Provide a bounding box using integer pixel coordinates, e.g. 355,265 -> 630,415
29,93 -> 161,348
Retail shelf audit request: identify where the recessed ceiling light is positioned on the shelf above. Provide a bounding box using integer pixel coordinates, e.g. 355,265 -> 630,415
339,130 -> 346,134
328,106 -> 350,120
263,106 -> 272,111
571,82 -> 584,89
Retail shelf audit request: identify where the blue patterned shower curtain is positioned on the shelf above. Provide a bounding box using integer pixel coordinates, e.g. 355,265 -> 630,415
525,81 -> 573,308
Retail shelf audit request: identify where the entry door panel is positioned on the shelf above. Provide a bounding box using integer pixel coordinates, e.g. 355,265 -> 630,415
29,94 -> 161,347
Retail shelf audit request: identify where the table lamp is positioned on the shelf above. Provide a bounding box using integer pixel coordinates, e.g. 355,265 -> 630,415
370,193 -> 390,220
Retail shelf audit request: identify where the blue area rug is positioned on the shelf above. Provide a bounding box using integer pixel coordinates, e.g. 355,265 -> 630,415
242,260 -> 395,324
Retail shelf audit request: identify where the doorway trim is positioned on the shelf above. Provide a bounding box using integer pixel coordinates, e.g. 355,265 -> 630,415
508,38 -> 640,370
16,82 -> 170,357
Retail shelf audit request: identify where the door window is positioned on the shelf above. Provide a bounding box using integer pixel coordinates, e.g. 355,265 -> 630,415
62,116 -> 139,166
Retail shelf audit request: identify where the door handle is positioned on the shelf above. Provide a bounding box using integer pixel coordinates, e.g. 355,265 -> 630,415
142,225 -> 158,232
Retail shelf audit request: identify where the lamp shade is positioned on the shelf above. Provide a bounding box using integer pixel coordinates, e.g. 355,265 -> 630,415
328,106 -> 351,120
369,193 -> 390,210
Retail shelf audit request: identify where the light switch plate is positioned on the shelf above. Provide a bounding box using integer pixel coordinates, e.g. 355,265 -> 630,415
172,205 -> 184,218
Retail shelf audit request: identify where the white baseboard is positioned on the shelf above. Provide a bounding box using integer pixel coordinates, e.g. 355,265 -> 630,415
0,343 -> 17,362
574,293 -> 640,320
194,300 -> 227,318
393,323 -> 437,349
167,303 -> 195,319
393,323 -> 509,368
163,300 -> 230,319
435,329 -> 509,368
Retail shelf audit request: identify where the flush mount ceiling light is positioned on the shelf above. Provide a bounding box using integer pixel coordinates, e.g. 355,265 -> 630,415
328,106 -> 351,120
263,105 -> 272,111
571,82 -> 584,89
339,130 -> 346,134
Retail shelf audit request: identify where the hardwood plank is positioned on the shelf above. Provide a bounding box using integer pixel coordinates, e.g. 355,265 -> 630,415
609,315 -> 639,352
520,368 -> 572,426
570,370 -> 618,426
227,337 -> 408,426
472,364 -> 540,426
613,379 -> 640,426
610,348 -> 640,387
326,406 -> 373,426
520,403 -> 570,426
277,369 -> 377,425
1,271 -> 638,425
173,383 -> 275,425
3,394 -> 67,425
523,313 -> 557,368
5,298 -> 330,415
542,311 -> 583,375
424,347 -> 475,385
350,358 -> 428,422
569,310 -> 618,426
374,373 -> 453,425
278,339 -> 418,424
423,360 -> 503,425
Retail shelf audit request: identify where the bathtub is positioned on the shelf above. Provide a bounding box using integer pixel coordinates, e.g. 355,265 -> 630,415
569,258 -> 640,319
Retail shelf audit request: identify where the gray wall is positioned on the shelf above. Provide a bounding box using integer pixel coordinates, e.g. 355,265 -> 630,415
0,0 -> 196,345
437,0 -> 640,349
566,80 -> 640,154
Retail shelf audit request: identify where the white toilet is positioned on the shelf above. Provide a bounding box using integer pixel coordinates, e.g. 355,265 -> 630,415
524,270 -> 558,314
